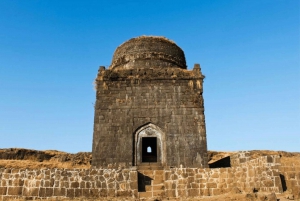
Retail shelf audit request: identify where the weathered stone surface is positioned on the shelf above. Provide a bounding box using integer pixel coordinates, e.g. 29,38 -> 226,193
92,36 -> 208,168
110,36 -> 187,70
7,187 -> 22,196
0,160 -> 289,200
0,187 -> 7,195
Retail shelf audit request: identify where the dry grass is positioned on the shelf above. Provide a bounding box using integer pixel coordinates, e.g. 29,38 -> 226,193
0,159 -> 90,169
0,149 -> 299,170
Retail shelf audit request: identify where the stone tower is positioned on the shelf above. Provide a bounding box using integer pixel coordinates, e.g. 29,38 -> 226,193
92,36 -> 208,168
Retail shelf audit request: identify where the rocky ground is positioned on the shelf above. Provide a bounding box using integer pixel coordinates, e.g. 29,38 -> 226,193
0,148 -> 299,201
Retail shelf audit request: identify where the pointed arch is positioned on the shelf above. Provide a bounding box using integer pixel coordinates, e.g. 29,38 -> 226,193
133,123 -> 166,166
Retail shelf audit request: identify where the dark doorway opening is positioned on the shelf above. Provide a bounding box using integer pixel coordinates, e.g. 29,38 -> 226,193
142,137 -> 157,162
280,174 -> 287,192
137,172 -> 153,192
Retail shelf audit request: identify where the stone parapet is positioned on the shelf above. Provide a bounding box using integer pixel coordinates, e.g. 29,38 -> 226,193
0,168 -> 137,200
0,155 -> 288,200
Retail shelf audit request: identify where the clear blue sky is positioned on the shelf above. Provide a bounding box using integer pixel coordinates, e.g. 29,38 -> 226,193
0,0 -> 299,153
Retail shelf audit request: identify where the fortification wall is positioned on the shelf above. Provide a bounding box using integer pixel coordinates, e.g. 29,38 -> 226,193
138,155 -> 282,199
0,168 -> 137,200
0,155 -> 290,200
280,160 -> 300,199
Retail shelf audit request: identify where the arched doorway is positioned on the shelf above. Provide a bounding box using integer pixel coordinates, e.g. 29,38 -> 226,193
134,123 -> 165,166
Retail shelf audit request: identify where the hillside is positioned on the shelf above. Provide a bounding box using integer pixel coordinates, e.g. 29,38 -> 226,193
0,148 -> 299,169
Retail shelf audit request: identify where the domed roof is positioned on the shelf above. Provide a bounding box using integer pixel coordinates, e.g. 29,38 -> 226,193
109,36 -> 187,70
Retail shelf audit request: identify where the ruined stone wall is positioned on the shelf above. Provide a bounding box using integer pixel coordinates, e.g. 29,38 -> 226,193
230,151 -> 251,167
280,160 -> 300,199
92,67 -> 208,168
139,155 -> 283,199
0,168 -> 137,200
0,156 -> 289,200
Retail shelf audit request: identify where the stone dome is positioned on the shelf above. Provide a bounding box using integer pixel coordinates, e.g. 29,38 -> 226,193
109,36 -> 187,70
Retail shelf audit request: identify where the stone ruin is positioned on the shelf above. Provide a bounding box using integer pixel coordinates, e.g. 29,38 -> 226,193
1,36 -> 298,200
92,36 -> 208,169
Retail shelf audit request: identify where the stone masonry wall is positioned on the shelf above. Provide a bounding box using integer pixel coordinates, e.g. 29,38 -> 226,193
160,155 -> 282,198
92,66 -> 208,168
230,151 -> 251,167
0,156 -> 288,200
0,168 -> 137,200
280,159 -> 300,199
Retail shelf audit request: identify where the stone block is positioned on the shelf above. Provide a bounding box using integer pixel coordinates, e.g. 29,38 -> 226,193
39,188 -> 46,197
23,188 -> 38,197
212,188 -> 221,196
45,188 -> 53,197
2,174 -> 9,180
66,189 -> 74,198
62,181 -> 69,188
11,169 -> 19,174
1,180 -> 7,186
154,170 -> 164,175
188,188 -> 199,197
53,188 -> 65,196
178,178 -> 188,185
82,189 -> 90,197
3,169 -> 11,174
74,189 -> 82,197
220,172 -> 227,179
139,192 -> 152,198
200,188 -> 209,196
12,179 -> 24,187
262,179 -> 274,187
90,188 -> 99,197
153,184 -> 164,191
154,174 -> 164,181
130,181 -> 138,190
98,189 -> 107,197
187,176 -> 195,183
153,179 -> 164,185
79,181 -> 85,188
86,181 -> 92,188
288,172 -> 296,179
207,182 -> 217,188
117,190 -> 131,197
102,182 -> 107,188
7,187 -> 22,196
177,189 -> 187,197
211,172 -> 219,178
191,183 -> 199,188
71,181 -> 79,188
217,182 -> 227,189
44,180 -> 50,187
107,189 -> 115,197
129,171 -> 137,181
166,189 -> 176,197
153,190 -> 165,197
145,185 -> 152,191
0,187 -> 7,195
54,180 -> 59,187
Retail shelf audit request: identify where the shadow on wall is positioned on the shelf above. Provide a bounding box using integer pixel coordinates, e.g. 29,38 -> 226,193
138,172 -> 153,192
280,174 -> 287,192
209,156 -> 231,168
